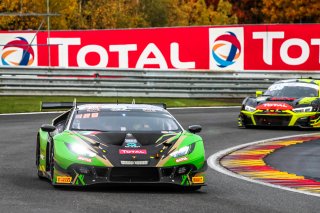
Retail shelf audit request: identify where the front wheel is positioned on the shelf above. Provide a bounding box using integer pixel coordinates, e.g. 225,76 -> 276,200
36,138 -> 45,179
49,143 -> 55,184
238,115 -> 246,128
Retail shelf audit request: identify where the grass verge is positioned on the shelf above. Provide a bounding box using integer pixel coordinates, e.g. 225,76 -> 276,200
0,96 -> 242,114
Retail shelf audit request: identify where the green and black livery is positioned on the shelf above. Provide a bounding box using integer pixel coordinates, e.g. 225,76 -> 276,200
36,102 -> 206,190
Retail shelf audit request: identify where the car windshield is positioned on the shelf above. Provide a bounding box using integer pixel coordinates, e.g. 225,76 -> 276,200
264,82 -> 319,98
70,110 -> 182,132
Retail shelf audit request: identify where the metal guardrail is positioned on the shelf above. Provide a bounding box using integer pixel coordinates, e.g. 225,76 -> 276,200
1,66 -> 320,98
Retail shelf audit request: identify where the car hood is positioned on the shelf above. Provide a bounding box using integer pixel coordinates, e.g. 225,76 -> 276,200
55,130 -> 200,167
77,131 -> 175,146
245,96 -> 318,109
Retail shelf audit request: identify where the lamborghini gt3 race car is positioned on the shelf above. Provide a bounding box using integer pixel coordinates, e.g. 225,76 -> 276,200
238,79 -> 320,128
36,102 -> 206,190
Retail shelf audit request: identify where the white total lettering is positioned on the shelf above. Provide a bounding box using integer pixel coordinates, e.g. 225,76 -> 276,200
280,38 -> 309,65
252,32 -> 285,65
311,39 -> 320,64
136,43 -> 168,69
170,43 -> 195,69
109,44 -> 137,68
77,45 -> 108,68
48,38 -> 81,67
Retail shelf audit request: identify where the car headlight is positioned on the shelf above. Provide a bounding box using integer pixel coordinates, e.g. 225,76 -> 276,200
245,105 -> 256,112
170,145 -> 191,158
68,143 -> 96,158
292,106 -> 313,113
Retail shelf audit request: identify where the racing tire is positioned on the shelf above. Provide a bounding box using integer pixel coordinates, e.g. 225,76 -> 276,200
37,170 -> 46,180
238,115 -> 247,128
36,137 -> 40,167
36,138 -> 45,179
49,143 -> 55,185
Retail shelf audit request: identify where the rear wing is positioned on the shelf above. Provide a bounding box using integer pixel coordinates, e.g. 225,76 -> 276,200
40,102 -> 75,111
40,101 -> 166,111
148,103 -> 167,109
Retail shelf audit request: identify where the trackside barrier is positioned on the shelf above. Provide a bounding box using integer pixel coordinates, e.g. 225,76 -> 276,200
1,67 -> 320,98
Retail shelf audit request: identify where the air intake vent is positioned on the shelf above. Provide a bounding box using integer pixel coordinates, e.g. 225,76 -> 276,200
110,167 -> 159,182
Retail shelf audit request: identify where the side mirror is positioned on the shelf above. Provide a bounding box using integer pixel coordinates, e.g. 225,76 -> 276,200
256,90 -> 263,97
41,124 -> 56,132
188,125 -> 202,134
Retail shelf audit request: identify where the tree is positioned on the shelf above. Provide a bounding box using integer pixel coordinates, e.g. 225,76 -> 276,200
229,0 -> 263,24
165,0 -> 237,26
78,0 -> 147,29
0,0 -> 45,30
0,0 -> 238,30
209,0 -> 238,25
138,0 -> 170,27
0,0 -> 81,30
261,0 -> 320,23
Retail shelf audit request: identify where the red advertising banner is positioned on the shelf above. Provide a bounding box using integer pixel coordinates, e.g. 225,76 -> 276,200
35,27 -> 209,69
244,24 -> 320,70
0,24 -> 319,71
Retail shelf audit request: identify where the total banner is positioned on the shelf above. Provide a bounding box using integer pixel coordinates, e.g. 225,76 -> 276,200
0,24 -> 319,71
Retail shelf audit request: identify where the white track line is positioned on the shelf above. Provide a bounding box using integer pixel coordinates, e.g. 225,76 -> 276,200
0,106 -> 240,116
207,133 -> 320,198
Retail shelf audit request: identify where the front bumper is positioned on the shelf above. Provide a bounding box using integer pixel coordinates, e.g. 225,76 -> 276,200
239,110 -> 320,128
53,161 -> 207,187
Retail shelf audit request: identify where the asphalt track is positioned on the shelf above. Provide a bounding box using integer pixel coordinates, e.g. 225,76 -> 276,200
0,108 -> 319,213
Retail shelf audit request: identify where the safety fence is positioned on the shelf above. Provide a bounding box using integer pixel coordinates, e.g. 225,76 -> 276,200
1,67 -> 320,98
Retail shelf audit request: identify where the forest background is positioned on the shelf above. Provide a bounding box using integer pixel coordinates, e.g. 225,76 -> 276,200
0,0 -> 319,30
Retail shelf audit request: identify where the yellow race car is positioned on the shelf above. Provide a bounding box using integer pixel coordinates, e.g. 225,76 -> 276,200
238,79 -> 320,128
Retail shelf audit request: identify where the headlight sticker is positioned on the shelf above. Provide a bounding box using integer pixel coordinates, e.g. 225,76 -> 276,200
176,156 -> 188,163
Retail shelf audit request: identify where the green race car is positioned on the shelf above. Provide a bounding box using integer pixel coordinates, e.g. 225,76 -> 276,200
238,79 -> 320,128
36,102 -> 206,190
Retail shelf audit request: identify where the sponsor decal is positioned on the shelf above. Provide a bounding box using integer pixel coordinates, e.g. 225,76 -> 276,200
83,113 -> 91,118
125,139 -> 137,143
125,143 -> 140,148
175,156 -> 188,163
74,174 -> 85,186
192,176 -> 204,184
209,27 -> 244,70
120,160 -> 149,165
0,33 -> 37,66
77,156 -> 92,163
124,137 -> 140,148
91,113 -> 99,118
119,149 -> 147,154
56,176 -> 72,184
256,102 -> 293,110
76,113 -> 99,119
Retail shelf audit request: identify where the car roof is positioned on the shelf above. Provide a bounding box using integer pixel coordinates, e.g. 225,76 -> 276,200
77,104 -> 166,112
275,79 -> 320,86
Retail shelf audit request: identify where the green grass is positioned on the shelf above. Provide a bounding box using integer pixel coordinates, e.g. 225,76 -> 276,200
0,96 -> 242,114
